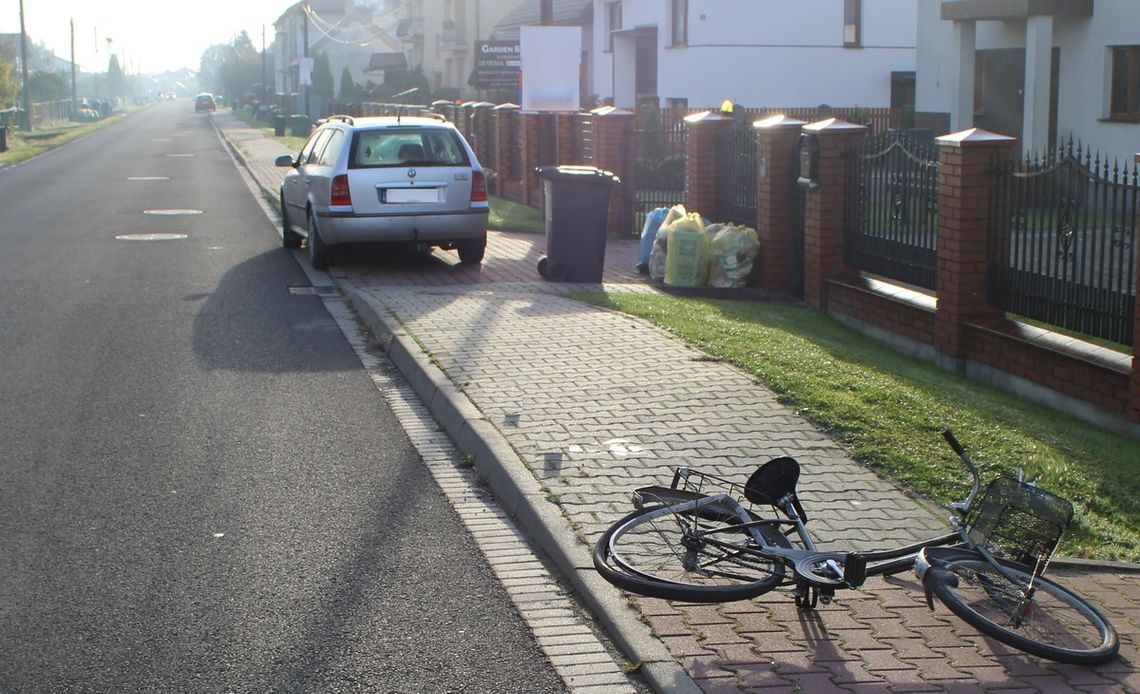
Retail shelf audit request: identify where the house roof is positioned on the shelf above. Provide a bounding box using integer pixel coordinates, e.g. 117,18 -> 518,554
493,0 -> 591,34
366,52 -> 408,73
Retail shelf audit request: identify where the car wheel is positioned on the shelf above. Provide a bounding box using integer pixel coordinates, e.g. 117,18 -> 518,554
281,196 -> 302,249
307,214 -> 331,270
457,236 -> 486,265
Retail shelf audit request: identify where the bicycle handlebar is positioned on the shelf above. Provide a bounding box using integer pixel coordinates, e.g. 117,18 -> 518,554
943,429 -> 981,516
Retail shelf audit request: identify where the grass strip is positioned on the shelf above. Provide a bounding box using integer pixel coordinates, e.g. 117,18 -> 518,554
572,292 -> 1140,562
1,106 -> 145,166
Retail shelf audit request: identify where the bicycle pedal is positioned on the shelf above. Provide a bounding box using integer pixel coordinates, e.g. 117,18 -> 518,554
843,553 -> 867,587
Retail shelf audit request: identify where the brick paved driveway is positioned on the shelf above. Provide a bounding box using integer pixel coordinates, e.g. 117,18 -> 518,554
336,231 -> 1138,693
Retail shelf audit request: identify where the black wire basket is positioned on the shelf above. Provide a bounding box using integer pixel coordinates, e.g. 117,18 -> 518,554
966,476 -> 1074,568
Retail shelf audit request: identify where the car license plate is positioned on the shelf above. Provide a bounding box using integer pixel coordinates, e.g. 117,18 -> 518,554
384,187 -> 440,204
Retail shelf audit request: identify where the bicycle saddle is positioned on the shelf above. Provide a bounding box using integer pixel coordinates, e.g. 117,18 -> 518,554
744,456 -> 808,522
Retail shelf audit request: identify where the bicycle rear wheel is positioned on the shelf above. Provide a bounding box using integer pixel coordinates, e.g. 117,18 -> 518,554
593,502 -> 787,603
929,552 -> 1118,665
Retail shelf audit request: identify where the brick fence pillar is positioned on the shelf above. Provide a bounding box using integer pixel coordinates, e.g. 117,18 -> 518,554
521,112 -> 544,207
753,115 -> 805,292
590,106 -> 636,236
683,110 -> 731,220
934,128 -> 1016,362
470,102 -> 494,168
801,118 -> 866,307
491,103 -> 518,198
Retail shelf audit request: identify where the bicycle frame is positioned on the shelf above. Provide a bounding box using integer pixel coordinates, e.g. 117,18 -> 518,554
625,430 -> 989,607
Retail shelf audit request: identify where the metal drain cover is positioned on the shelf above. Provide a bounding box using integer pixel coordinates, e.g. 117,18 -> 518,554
287,285 -> 337,296
116,233 -> 189,241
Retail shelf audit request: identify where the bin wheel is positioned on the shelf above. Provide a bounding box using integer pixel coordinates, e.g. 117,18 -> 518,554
538,258 -> 568,282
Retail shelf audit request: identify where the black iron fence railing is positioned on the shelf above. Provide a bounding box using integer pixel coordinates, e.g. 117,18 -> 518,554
844,130 -> 941,290
715,117 -> 758,228
633,105 -> 689,237
988,143 -> 1138,346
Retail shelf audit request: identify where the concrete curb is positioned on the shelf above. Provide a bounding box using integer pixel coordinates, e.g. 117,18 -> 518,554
342,281 -> 701,694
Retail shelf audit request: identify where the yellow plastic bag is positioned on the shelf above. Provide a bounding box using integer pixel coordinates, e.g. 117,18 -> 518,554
664,213 -> 709,287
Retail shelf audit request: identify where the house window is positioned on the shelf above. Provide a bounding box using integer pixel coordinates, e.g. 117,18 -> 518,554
1110,46 -> 1140,121
670,0 -> 688,47
844,0 -> 861,48
606,2 -> 621,53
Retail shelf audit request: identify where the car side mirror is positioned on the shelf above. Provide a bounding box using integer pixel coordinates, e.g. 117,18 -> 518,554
275,154 -> 296,168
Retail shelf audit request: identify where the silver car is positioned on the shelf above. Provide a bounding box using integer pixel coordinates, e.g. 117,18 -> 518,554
276,114 -> 489,269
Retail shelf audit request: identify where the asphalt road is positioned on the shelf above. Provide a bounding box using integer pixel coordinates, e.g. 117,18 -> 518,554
0,101 -> 566,692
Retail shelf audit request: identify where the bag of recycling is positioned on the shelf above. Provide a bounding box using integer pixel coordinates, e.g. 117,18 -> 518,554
664,213 -> 709,287
649,205 -> 687,281
637,207 -> 670,273
707,223 -> 760,288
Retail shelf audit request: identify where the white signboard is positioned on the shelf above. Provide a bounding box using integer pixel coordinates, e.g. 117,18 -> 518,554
298,57 -> 314,87
520,26 -> 580,112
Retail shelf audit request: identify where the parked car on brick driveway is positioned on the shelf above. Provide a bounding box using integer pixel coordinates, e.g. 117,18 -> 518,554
275,113 -> 489,269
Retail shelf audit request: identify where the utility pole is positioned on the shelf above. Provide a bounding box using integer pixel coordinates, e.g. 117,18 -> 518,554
303,3 -> 310,118
18,0 -> 31,131
540,0 -> 553,25
70,18 -> 78,119
261,25 -> 267,105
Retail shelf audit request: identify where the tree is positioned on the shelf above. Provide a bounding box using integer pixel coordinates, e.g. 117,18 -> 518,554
338,67 -> 357,101
198,31 -> 261,103
0,55 -> 18,108
312,53 -> 334,102
28,71 -> 68,101
107,55 -> 127,98
379,66 -> 429,100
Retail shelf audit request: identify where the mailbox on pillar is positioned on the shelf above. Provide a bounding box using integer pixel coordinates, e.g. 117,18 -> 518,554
797,133 -> 820,190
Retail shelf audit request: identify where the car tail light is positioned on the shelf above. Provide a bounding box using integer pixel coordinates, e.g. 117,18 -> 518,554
470,171 -> 487,203
331,174 -> 352,207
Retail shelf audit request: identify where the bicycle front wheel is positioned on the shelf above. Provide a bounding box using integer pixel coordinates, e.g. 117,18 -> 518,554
593,503 -> 786,603
931,554 -> 1118,665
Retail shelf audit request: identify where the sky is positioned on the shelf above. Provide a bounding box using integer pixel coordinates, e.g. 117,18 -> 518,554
1,0 -> 296,74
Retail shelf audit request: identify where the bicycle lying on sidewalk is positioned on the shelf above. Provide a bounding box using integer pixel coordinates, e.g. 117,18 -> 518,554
593,430 -> 1119,665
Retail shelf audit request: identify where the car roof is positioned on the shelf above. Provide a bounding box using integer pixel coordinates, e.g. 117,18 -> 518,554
322,114 -> 454,130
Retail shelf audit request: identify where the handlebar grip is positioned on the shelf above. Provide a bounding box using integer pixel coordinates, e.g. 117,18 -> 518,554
942,429 -> 966,457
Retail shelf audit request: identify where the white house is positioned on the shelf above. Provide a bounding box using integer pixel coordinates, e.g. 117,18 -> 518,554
915,0 -> 1140,156
274,0 -> 401,112
592,0 -> 918,112
384,0 -> 520,98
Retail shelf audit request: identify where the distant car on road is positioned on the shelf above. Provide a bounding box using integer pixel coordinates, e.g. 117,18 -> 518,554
275,113 -> 489,270
194,94 -> 216,113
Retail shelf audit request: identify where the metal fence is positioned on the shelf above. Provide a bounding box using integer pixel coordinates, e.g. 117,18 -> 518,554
633,106 -> 688,237
844,130 -> 941,289
988,143 -> 1138,346
715,117 -> 758,227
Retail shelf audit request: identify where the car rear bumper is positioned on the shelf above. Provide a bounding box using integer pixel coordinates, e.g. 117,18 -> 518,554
314,208 -> 489,245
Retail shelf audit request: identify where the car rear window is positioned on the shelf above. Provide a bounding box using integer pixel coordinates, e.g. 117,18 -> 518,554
349,128 -> 470,168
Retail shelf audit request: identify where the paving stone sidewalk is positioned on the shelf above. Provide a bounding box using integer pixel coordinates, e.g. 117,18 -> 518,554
214,110 -> 1138,692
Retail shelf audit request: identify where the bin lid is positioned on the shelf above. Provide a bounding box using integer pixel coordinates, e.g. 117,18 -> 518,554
536,165 -> 620,185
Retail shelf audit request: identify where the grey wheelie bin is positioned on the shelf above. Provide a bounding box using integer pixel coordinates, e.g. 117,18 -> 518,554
536,165 -> 620,283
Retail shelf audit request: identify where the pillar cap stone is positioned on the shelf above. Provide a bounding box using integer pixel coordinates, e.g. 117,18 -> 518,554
683,110 -> 731,124
936,128 -> 1017,147
803,118 -> 867,133
753,114 -> 807,129
590,105 -> 634,117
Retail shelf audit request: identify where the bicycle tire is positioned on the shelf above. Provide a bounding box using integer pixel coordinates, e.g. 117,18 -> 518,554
929,551 -> 1118,665
593,502 -> 788,603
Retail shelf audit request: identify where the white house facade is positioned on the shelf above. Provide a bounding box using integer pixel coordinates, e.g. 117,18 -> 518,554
592,0 -> 918,111
915,0 -> 1140,156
